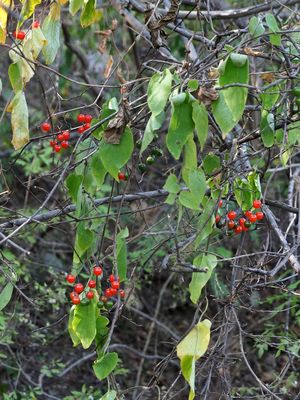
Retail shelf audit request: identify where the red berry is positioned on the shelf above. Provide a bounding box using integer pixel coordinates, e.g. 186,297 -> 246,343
86,291 -> 94,300
118,171 -> 126,181
228,220 -> 235,229
249,213 -> 257,223
13,31 -> 26,40
83,123 -> 91,131
72,296 -> 80,305
110,288 -> 117,296
49,140 -> 56,147
119,289 -> 125,299
32,21 -> 40,29
111,281 -> 120,290
74,283 -> 84,294
228,211 -> 237,220
109,274 -> 115,283
57,133 -> 64,141
242,225 -> 249,232
78,126 -> 85,134
62,130 -> 70,140
245,210 -> 252,218
239,218 -> 246,226
93,266 -> 103,276
253,199 -> 262,209
84,114 -> 93,123
77,114 -> 85,123
66,274 -> 76,284
41,122 -> 51,132
218,199 -> 223,208
70,291 -> 77,300
256,211 -> 264,220
61,140 -> 69,149
88,280 -> 96,289
235,225 -> 243,234
54,145 -> 61,153
215,215 -> 221,224
105,288 -> 113,298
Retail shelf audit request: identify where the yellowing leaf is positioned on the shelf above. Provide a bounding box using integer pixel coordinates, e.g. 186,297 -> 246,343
177,319 -> 211,400
0,0 -> 12,43
42,3 -> 61,64
20,0 -> 41,24
8,91 -> 29,150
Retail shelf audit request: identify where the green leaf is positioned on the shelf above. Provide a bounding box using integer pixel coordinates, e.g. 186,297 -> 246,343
203,153 -> 220,175
141,112 -> 165,154
248,16 -> 265,38
260,85 -> 280,110
68,307 -> 81,347
189,254 -> 218,303
93,352 -> 119,381
0,282 -> 13,311
163,174 -> 180,194
211,91 -> 236,135
8,91 -> 29,150
177,319 -> 211,400
192,102 -> 208,150
74,222 -> 94,258
69,0 -> 84,15
100,391 -> 117,400
80,0 -> 102,28
90,152 -> 107,188
66,173 -> 83,203
188,79 -> 199,91
179,168 -> 206,210
20,0 -> 41,23
182,136 -> 197,184
99,127 -> 133,180
233,172 -> 261,211
116,227 -> 129,282
42,3 -> 61,65
72,298 -> 97,349
166,93 -> 194,159
266,13 -> 281,46
194,199 -> 215,246
8,62 -> 23,92
260,111 -> 275,147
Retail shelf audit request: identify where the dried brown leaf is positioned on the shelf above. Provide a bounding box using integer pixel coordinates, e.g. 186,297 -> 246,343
198,87 -> 219,106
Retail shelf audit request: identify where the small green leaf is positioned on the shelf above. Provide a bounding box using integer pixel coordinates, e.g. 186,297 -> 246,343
93,352 -> 119,381
8,62 -> 23,92
188,79 -> 199,91
100,391 -> 117,400
194,199 -> 215,246
69,0 -> 84,15
116,227 -> 129,282
0,282 -> 13,311
203,153 -> 220,175
266,13 -> 281,46
90,152 -> 107,188
189,254 -> 218,304
72,298 -> 97,349
179,168 -> 206,210
66,173 -> 83,203
192,102 -> 208,150
182,136 -> 197,184
68,307 -> 81,347
80,0 -> 102,28
42,3 -> 61,65
248,16 -> 265,38
99,127 -> 133,180
163,174 -> 180,194
75,222 -> 94,257
20,0 -> 41,23
211,91 -> 236,136
166,93 -> 194,159
260,85 -> 280,110
260,111 -> 275,147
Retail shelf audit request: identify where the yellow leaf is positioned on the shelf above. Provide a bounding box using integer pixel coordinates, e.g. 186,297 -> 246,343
8,91 -> 29,150
0,0 -> 13,44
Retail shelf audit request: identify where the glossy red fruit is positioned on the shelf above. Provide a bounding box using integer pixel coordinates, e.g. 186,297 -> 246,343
110,288 -> 117,296
54,145 -> 61,153
94,266 -> 103,276
72,296 -> 80,305
118,171 -> 126,181
218,199 -> 223,207
111,281 -> 120,290
105,288 -> 113,298
119,289 -> 125,299
74,283 -> 84,294
239,218 -> 246,226
242,225 -> 249,232
228,220 -> 235,229
215,215 -> 221,224
235,225 -> 243,234
41,122 -> 51,132
83,123 -> 90,131
49,140 -> 56,147
256,211 -> 264,220
78,126 -> 85,134
66,274 -> 76,284
13,31 -> 26,40
249,213 -> 257,223
57,133 -> 64,141
245,210 -> 252,218
228,211 -> 237,220
70,291 -> 77,300
84,114 -> 93,123
62,130 -> 70,140
32,21 -> 40,29
109,274 -> 115,283
77,114 -> 85,123
88,280 -> 96,288
253,199 -> 262,209
61,140 -> 69,149
86,291 -> 94,300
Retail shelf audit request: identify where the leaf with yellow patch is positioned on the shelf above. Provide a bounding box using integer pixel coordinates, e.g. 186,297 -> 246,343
0,0 -> 12,43
8,91 -> 29,150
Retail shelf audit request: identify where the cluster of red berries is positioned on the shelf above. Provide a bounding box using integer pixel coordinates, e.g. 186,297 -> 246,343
215,199 -> 264,235
66,265 -> 125,306
76,113 -> 93,134
40,113 -> 93,153
12,21 -> 40,41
